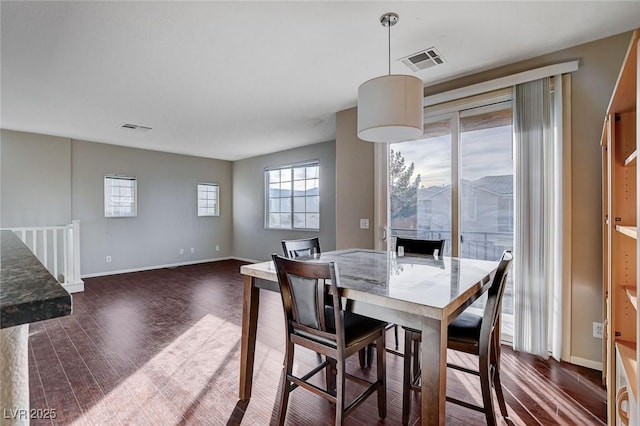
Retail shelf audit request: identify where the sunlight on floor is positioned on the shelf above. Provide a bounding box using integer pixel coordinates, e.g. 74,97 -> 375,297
71,314 -> 244,425
501,354 -> 602,425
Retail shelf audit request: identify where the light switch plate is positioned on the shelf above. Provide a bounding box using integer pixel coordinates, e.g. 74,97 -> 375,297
360,219 -> 369,229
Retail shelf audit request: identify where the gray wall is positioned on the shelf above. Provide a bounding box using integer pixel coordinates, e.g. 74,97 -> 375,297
0,130 -> 233,276
1,130 -> 71,227
232,140 -> 336,261
71,140 -> 232,275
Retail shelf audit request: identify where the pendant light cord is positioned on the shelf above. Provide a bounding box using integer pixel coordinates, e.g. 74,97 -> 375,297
388,19 -> 391,75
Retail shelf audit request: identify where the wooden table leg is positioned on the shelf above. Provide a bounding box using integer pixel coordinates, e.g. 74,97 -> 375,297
421,316 -> 447,425
239,275 -> 260,401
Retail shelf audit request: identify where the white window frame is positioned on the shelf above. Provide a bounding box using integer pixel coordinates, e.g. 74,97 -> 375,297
197,183 -> 220,217
265,161 -> 320,231
104,175 -> 137,218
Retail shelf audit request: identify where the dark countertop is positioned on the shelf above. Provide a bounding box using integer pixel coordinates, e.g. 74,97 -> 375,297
1,230 -> 72,328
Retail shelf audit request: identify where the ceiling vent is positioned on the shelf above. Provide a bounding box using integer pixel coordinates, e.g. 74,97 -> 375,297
121,123 -> 152,132
399,47 -> 445,72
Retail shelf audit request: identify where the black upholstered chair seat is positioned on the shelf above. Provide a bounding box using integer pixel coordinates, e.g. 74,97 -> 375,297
295,308 -> 387,348
405,311 -> 482,344
448,312 -> 482,346
405,312 -> 482,346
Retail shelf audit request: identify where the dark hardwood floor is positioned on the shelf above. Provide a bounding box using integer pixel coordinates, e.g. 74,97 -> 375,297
28,260 -> 606,425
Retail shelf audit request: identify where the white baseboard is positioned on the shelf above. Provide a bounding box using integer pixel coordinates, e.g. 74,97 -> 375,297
81,257 -> 234,278
231,256 -> 261,263
63,280 -> 84,294
569,355 -> 602,371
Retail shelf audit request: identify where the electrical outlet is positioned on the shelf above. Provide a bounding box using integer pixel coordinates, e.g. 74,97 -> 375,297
190,248 -> 195,254
179,248 -> 184,255
106,255 -> 112,263
216,245 -> 220,251
593,322 -> 603,339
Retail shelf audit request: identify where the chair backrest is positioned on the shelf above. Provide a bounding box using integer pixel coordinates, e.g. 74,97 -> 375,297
395,237 -> 445,257
281,237 -> 321,259
271,254 -> 344,348
479,250 -> 513,347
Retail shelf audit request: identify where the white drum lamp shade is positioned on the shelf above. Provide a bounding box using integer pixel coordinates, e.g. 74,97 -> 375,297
357,74 -> 424,143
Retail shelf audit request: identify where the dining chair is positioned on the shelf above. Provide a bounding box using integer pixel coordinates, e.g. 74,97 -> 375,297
395,237 -> 445,258
282,237 -> 372,368
401,250 -> 513,426
271,254 -> 387,425
281,237 -> 321,259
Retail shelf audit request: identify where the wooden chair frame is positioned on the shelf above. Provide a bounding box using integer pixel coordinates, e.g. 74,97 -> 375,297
395,237 -> 445,258
281,237 -> 321,259
402,251 -> 513,426
272,254 -> 386,425
282,238 -> 373,368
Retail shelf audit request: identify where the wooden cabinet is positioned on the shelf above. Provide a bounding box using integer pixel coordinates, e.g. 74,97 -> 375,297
616,341 -> 637,425
602,29 -> 639,425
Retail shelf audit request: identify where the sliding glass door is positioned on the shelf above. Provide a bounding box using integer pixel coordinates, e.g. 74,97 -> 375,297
459,103 -> 513,259
459,102 -> 514,339
389,116 -> 453,254
388,91 -> 514,340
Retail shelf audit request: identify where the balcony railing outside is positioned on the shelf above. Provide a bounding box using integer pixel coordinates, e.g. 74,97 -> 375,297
390,227 -> 514,316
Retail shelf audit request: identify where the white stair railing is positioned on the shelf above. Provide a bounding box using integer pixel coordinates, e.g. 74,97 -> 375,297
2,220 -> 84,293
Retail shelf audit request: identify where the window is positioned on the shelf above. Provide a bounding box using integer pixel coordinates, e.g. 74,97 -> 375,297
197,183 -> 219,216
104,176 -> 137,217
266,162 -> 319,230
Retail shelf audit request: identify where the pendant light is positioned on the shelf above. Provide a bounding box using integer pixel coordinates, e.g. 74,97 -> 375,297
357,13 -> 424,143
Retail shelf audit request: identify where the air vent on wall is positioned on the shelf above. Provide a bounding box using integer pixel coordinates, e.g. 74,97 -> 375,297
399,47 -> 445,72
121,123 -> 152,132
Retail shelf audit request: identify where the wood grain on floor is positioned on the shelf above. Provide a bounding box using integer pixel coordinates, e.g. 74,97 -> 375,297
28,260 -> 606,425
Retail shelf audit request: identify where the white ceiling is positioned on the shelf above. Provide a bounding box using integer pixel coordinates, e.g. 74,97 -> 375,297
2,1 -> 640,161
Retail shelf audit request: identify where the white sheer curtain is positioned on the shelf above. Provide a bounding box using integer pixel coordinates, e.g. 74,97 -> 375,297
513,76 -> 563,360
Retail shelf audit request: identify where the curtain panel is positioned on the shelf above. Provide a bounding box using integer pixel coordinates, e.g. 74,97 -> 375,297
513,77 -> 563,359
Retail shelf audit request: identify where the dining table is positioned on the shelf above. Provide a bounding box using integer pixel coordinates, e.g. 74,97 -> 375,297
238,248 -> 499,425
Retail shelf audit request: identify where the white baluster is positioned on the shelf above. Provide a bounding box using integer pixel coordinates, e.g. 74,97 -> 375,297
72,220 -> 81,284
43,229 -> 48,271
53,229 -> 59,282
63,227 -> 69,284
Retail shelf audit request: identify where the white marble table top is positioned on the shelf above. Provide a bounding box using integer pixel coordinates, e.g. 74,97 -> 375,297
241,249 -> 498,320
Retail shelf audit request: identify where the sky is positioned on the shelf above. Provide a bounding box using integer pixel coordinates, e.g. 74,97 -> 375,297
392,125 -> 514,187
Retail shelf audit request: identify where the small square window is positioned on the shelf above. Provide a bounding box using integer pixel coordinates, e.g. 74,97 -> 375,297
104,176 -> 137,217
198,183 -> 219,216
